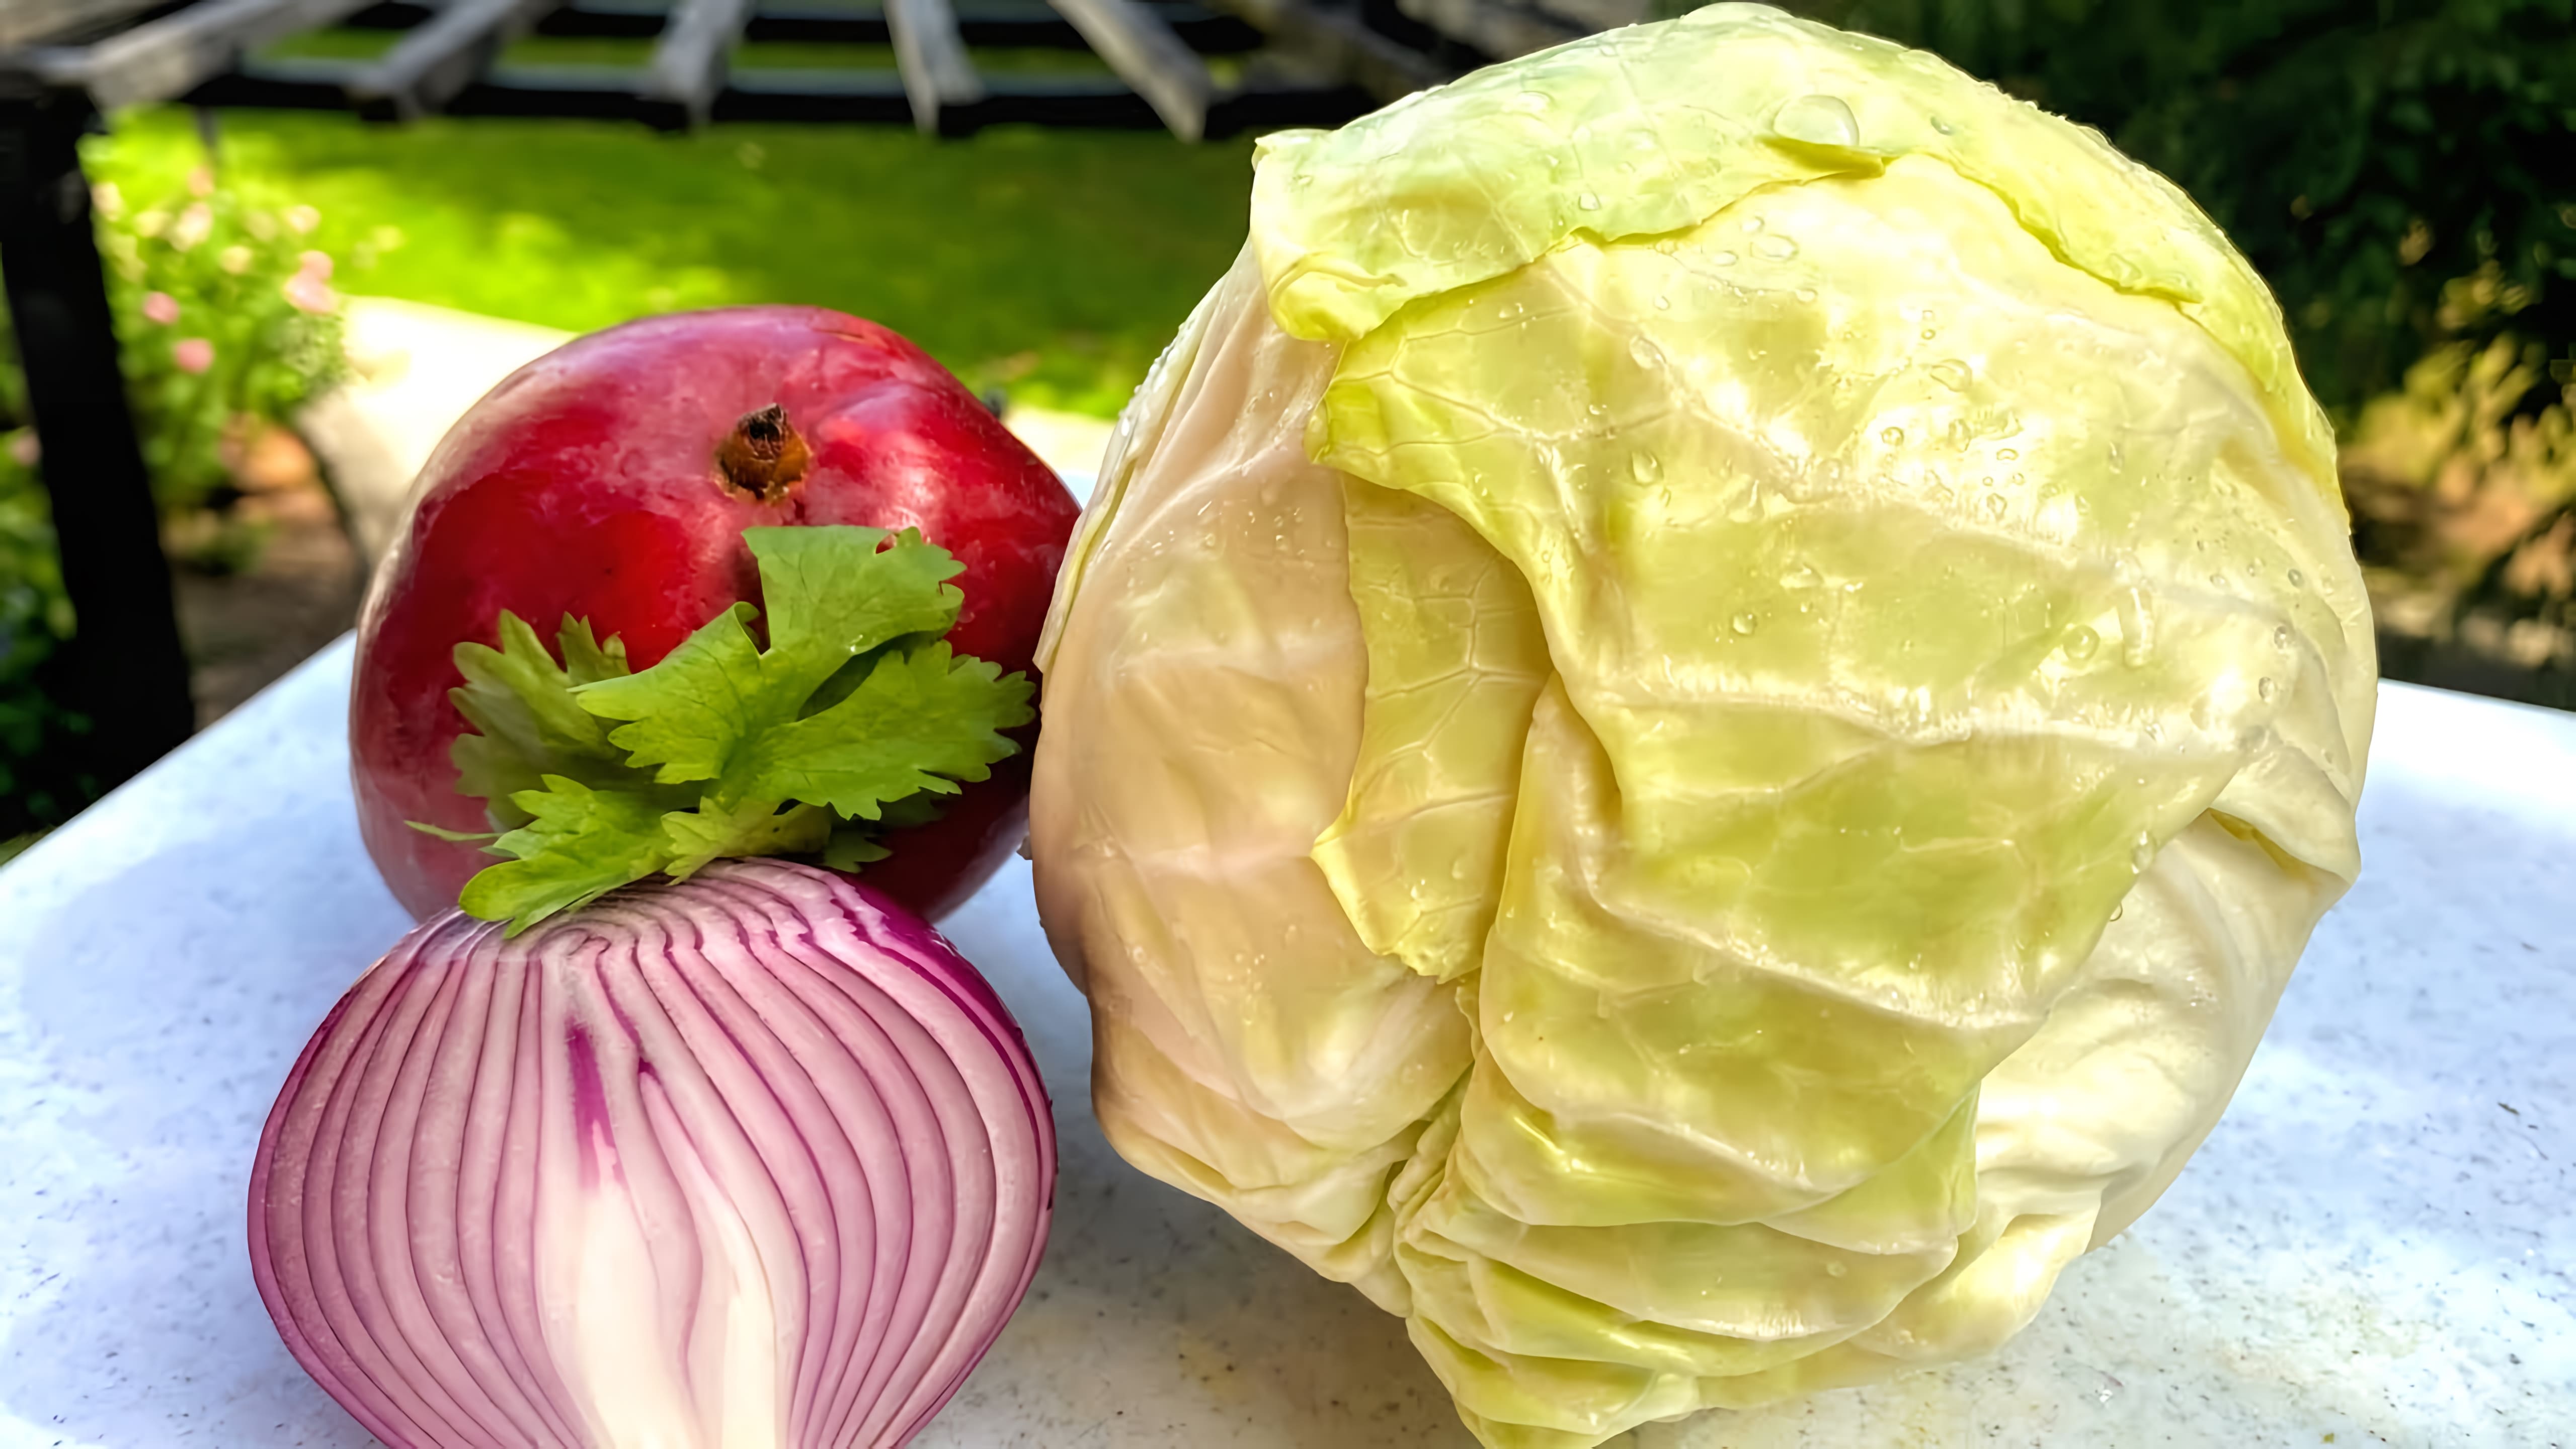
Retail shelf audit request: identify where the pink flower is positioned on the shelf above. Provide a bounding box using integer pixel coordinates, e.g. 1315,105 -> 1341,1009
142,291 -> 180,325
283,272 -> 336,316
7,432 -> 37,467
173,338 -> 214,374
170,202 -> 212,252
295,250 -> 332,281
187,167 -> 215,198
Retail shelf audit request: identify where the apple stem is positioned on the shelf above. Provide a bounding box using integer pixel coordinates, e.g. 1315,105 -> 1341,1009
717,404 -> 812,501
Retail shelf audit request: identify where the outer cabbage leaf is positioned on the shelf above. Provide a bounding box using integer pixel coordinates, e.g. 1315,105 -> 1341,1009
1248,2 -> 2340,512
1031,251 -> 1470,1310
1311,481 -> 1550,983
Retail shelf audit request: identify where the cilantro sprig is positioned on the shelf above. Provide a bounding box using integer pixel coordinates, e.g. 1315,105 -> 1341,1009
422,526 -> 1034,934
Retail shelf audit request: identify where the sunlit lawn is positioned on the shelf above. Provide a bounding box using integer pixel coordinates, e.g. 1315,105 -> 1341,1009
88,105 -> 1261,415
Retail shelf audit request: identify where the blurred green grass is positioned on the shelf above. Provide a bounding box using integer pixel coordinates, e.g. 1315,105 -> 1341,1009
89,106 -> 1258,415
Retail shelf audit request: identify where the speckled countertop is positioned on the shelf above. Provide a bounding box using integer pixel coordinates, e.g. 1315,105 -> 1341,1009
1,634 -> 2568,1449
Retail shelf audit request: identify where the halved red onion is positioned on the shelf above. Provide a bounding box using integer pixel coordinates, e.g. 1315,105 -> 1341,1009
250,859 -> 1055,1449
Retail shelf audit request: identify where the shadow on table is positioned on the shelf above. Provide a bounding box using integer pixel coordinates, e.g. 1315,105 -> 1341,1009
930,862 -> 1478,1449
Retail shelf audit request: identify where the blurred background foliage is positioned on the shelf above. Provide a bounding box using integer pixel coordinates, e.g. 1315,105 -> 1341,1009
1,0 -> 2571,843
86,109 -> 1257,418
0,163 -> 346,838
102,180 -> 349,519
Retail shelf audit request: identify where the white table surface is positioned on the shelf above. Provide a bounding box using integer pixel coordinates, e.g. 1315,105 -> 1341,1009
2,638 -> 2569,1449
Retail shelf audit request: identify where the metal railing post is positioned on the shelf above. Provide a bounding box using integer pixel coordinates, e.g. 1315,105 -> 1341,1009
0,91 -> 195,790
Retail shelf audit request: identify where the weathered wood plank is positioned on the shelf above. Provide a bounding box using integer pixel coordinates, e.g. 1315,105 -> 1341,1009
192,46 -> 1355,135
1044,0 -> 1213,141
640,0 -> 756,127
351,0 -> 565,119
884,0 -> 983,134
1395,0 -> 1577,59
0,0 -> 166,54
1196,0 -> 1440,104
40,0 -> 381,108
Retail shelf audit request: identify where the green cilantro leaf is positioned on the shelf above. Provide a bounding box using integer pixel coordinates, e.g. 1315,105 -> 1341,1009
662,798 -> 832,878
739,523 -> 967,682
567,602 -> 764,787
823,827 -> 895,872
457,776 -> 675,932
446,613 -> 651,829
442,525 -> 1034,934
576,527 -> 970,786
740,641 -> 1029,819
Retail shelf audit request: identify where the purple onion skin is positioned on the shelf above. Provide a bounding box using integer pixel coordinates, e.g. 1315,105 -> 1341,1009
250,860 -> 1056,1449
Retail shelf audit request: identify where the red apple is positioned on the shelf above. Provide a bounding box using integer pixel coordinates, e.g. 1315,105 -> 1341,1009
352,306 -> 1080,923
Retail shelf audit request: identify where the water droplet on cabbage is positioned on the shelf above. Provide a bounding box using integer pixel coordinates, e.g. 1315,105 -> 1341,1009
2118,586 -> 2156,665
2274,624 -> 2293,649
1577,191 -> 1603,212
1978,493 -> 2007,522
1880,425 -> 1905,445
1629,336 -> 1665,368
2064,625 -> 2100,661
1630,450 -> 1663,482
2258,676 -> 2277,700
1753,233 -> 1799,261
1730,611 -> 1760,636
1773,93 -> 1860,148
1930,358 -> 1973,390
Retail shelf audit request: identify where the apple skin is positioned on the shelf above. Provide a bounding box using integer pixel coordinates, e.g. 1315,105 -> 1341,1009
352,306 -> 1081,923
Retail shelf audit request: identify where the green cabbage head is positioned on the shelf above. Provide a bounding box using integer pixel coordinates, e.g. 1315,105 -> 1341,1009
1029,7 -> 2376,1444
